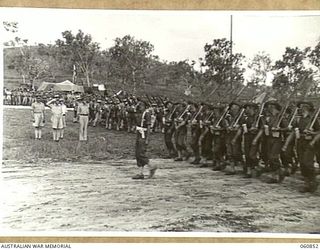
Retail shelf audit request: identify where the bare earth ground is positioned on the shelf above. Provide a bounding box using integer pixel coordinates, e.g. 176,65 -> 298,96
1,107 -> 320,233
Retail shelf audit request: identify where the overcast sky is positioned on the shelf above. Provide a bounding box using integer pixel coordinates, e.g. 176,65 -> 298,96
1,8 -> 320,65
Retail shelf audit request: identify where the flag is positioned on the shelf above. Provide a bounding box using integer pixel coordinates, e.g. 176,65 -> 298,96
72,65 -> 77,83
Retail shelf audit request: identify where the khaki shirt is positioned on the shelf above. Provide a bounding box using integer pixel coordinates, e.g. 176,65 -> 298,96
32,102 -> 45,113
77,103 -> 89,115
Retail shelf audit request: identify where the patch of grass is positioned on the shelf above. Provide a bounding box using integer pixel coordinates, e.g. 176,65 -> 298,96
3,109 -> 167,162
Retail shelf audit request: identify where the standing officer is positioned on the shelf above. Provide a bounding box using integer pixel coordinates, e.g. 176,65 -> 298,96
60,98 -> 67,139
46,95 -> 63,142
31,95 -> 45,140
77,97 -> 90,141
132,100 -> 157,180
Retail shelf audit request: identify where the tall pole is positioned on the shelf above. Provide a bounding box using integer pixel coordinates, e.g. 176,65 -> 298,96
230,15 -> 233,88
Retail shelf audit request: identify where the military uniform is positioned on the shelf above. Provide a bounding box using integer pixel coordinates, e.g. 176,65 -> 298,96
77,100 -> 90,141
163,104 -> 178,158
31,98 -> 45,139
224,103 -> 244,174
190,107 -> 203,164
132,102 -> 157,180
174,106 -> 191,161
263,101 -> 286,183
280,109 -> 297,175
294,102 -> 319,192
241,103 -> 261,177
211,106 -> 227,171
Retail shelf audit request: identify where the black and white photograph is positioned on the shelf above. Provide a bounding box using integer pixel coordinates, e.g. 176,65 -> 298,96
1,8 -> 320,234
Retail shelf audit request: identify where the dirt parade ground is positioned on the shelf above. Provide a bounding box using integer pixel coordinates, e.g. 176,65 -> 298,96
2,107 -> 320,233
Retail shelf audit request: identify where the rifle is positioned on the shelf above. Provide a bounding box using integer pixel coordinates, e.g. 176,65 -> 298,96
285,74 -> 315,129
177,104 -> 191,120
145,94 -> 153,106
215,85 -> 246,128
253,88 -> 272,129
190,105 -> 204,124
274,74 -> 310,129
166,105 -> 178,122
158,96 -> 165,106
307,105 -> 320,131
201,84 -> 237,125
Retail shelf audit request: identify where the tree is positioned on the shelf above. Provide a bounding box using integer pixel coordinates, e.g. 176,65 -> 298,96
12,48 -> 50,87
307,41 -> 320,69
272,47 -> 311,91
203,38 -> 245,87
247,52 -> 272,86
3,21 -> 49,88
55,30 -> 101,87
108,35 -> 154,93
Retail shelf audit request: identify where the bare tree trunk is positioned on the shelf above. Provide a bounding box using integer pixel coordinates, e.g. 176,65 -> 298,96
132,70 -> 136,95
85,71 -> 91,87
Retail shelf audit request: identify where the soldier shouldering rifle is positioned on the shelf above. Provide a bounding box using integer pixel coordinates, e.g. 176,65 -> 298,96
160,81 -> 319,193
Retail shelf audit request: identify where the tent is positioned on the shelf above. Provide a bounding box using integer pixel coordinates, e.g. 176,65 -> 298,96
37,80 -> 84,93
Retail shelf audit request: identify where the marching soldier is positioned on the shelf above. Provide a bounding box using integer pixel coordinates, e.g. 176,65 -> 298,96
198,104 -> 214,168
283,101 -> 319,193
263,100 -> 286,183
163,101 -> 178,158
132,100 -> 157,180
224,102 -> 244,175
189,103 -> 203,165
174,102 -> 192,161
280,106 -> 297,175
210,105 -> 227,171
241,102 -> 261,178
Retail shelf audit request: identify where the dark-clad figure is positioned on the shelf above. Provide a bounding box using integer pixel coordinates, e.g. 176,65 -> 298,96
132,100 -> 157,180
241,102 -> 261,178
174,103 -> 192,161
210,105 -> 227,171
163,101 -> 178,158
263,101 -> 286,183
283,101 -> 319,193
224,102 -> 243,175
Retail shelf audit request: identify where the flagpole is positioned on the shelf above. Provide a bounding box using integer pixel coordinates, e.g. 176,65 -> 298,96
230,15 -> 233,88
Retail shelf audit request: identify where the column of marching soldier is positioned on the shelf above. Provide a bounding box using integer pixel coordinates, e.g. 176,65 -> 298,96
162,94 -> 320,194
30,87 -> 320,193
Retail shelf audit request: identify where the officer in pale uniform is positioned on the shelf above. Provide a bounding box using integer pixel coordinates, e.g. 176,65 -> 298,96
77,97 -> 90,141
60,98 -> 67,139
31,95 -> 45,140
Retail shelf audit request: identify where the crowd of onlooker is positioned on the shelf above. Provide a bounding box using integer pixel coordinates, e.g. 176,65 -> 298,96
3,87 -> 84,108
